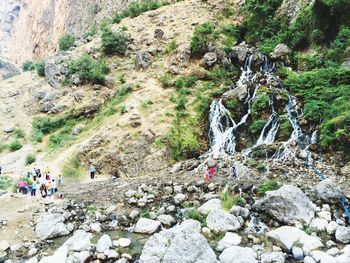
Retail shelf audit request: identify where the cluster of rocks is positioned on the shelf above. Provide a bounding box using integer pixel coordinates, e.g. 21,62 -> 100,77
2,174 -> 349,262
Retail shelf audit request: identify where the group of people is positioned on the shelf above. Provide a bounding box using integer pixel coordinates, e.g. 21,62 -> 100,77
17,165 -> 62,198
203,165 -> 237,181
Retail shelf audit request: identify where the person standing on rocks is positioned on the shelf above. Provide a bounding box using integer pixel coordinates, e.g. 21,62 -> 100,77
231,166 -> 237,179
17,180 -> 27,194
51,179 -> 57,195
89,164 -> 96,179
208,166 -> 215,179
31,181 -> 37,196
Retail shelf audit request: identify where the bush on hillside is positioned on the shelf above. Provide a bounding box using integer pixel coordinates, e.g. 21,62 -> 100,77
35,62 -> 45,77
68,54 -> 110,84
23,61 -> 35,71
101,26 -> 128,56
9,140 -> 22,151
25,154 -> 36,165
59,34 -> 76,51
191,22 -> 217,57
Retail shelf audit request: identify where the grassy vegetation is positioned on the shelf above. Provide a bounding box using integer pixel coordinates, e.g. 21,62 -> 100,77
112,0 -> 170,24
160,73 -> 171,88
164,39 -> 177,53
25,154 -> 36,165
35,62 -> 46,77
62,155 -> 84,177
250,119 -> 266,134
13,128 -> 25,139
191,22 -> 218,57
9,140 -> 22,151
68,54 -> 110,85
184,208 -> 207,226
0,176 -> 14,190
220,191 -> 235,211
59,34 -> 76,51
101,26 -> 128,56
23,61 -> 35,71
257,180 -> 280,195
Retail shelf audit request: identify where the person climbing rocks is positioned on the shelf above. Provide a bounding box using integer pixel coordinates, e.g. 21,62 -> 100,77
51,179 -> 57,195
231,166 -> 237,179
89,164 -> 96,179
31,181 -> 37,196
17,180 -> 27,194
208,166 -> 215,179
40,183 -> 47,198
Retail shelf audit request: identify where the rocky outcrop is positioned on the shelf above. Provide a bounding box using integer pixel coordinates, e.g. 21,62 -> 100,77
315,179 -> 342,204
219,246 -> 257,263
253,185 -> 316,225
35,213 -> 72,240
0,58 -> 20,80
139,220 -> 217,263
270,44 -> 291,60
133,218 -> 161,234
206,209 -> 241,232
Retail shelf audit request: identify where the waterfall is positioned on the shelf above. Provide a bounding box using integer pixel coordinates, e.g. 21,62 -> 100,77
311,130 -> 318,144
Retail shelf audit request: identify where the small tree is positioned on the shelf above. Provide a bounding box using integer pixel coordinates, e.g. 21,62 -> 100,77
25,154 -> 36,165
59,34 -> 76,51
191,22 -> 217,57
35,62 -> 45,77
101,26 -> 128,56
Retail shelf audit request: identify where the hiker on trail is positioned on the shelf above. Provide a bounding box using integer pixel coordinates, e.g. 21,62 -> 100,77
31,181 -> 37,196
58,175 -> 62,185
231,166 -> 237,179
89,164 -> 96,179
46,180 -> 51,196
204,169 -> 210,182
208,166 -> 215,179
40,183 -> 47,198
18,180 -> 27,194
51,179 -> 57,195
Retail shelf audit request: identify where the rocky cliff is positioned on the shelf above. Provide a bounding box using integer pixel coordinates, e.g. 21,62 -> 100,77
0,0 -> 132,65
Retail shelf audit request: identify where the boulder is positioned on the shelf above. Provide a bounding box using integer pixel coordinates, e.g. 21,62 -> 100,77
0,240 -> 9,252
253,185 -> 316,225
200,52 -> 217,69
340,162 -> 350,176
198,199 -> 222,214
341,58 -> 350,70
219,246 -> 257,263
326,221 -> 338,235
136,51 -> 152,70
118,238 -> 131,248
222,86 -> 248,102
45,54 -> 69,88
217,232 -> 242,252
310,218 -> 328,232
314,179 -> 342,204
270,44 -> 291,60
35,213 -> 71,240
229,45 -> 249,64
174,193 -> 187,204
230,206 -> 250,219
335,226 -> 350,244
96,234 -> 112,253
267,226 -> 323,252
206,209 -> 241,232
62,230 -> 92,252
90,222 -> 101,233
73,251 -> 90,263
154,29 -> 164,39
139,220 -> 217,263
157,214 -> 176,226
260,252 -> 286,263
134,218 -> 161,234
310,250 -> 337,263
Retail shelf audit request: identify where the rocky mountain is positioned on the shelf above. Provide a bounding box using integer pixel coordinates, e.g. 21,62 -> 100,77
0,0 -> 349,262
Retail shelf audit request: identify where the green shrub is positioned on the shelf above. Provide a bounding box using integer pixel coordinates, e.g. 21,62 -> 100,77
250,120 -> 267,134
252,95 -> 270,114
25,154 -> 36,165
325,26 -> 350,64
0,176 -> 14,190
257,180 -> 280,195
101,26 -> 128,56
101,85 -> 133,117
140,210 -> 151,218
184,76 -> 197,88
191,22 -> 217,57
23,61 -> 35,71
175,76 -> 185,89
9,140 -> 22,151
279,115 -> 292,139
62,155 -> 84,177
59,34 -> 76,51
32,116 -> 66,135
91,4 -> 101,14
13,128 -> 25,139
160,73 -> 171,88
220,191 -> 235,211
119,105 -> 127,114
164,40 -> 177,53
256,163 -> 266,172
86,24 -> 98,37
31,130 -> 44,143
0,144 -> 8,153
118,73 -> 126,84
68,54 -> 110,84
35,62 -> 45,77
184,208 -> 207,225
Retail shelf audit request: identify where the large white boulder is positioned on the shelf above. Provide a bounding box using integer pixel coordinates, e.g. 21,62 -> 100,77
310,250 -> 337,263
253,185 -> 316,225
260,252 -> 286,263
335,226 -> 350,244
139,219 -> 218,263
35,213 -> 71,240
206,209 -> 241,232
62,230 -> 92,252
267,226 -> 323,252
198,199 -> 222,214
219,246 -> 257,263
217,232 -> 242,252
96,234 -> 112,253
134,218 -> 161,234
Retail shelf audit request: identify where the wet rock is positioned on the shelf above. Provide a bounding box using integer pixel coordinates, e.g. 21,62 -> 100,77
267,226 -> 323,252
253,185 -> 316,225
229,45 -> 249,65
134,218 -> 161,234
200,52 -> 217,69
219,246 -> 257,263
260,252 -> 286,263
198,199 -> 222,214
139,220 -> 217,263
270,44 -> 291,60
315,179 -> 342,204
335,226 -> 350,244
96,234 -> 112,253
216,232 -> 242,252
206,209 -> 241,232
35,213 -> 71,240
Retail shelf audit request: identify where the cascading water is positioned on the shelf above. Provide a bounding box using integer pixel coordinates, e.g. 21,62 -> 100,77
207,54 -> 258,158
